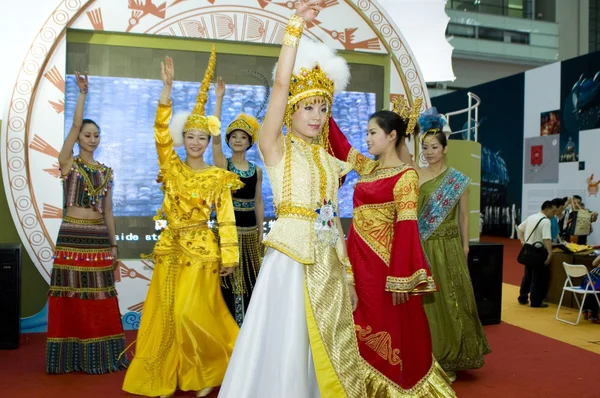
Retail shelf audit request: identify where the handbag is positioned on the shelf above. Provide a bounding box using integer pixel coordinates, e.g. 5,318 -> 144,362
567,210 -> 592,236
517,217 -> 548,266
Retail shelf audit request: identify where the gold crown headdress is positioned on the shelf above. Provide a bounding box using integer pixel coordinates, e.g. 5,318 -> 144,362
272,39 -> 350,146
226,113 -> 261,147
170,45 -> 221,147
391,95 -> 423,135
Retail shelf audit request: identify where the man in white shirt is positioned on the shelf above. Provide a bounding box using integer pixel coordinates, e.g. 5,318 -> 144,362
517,201 -> 557,308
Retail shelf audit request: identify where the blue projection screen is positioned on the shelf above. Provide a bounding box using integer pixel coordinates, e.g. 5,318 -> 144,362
65,75 -> 375,257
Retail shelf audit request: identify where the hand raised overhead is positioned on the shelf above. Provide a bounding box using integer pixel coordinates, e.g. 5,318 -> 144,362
295,0 -> 324,23
160,56 -> 175,86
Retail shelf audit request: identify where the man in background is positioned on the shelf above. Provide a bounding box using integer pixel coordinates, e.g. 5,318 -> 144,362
550,197 -> 567,243
562,195 -> 598,244
517,201 -> 556,308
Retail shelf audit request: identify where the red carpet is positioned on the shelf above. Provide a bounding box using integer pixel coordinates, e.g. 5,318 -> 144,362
480,235 -> 524,286
0,324 -> 597,398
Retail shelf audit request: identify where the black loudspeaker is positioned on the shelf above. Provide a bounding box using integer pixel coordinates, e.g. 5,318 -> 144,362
467,242 -> 503,326
0,244 -> 21,349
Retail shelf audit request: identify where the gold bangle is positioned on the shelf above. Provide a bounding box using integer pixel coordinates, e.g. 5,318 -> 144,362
340,257 -> 355,285
282,14 -> 305,48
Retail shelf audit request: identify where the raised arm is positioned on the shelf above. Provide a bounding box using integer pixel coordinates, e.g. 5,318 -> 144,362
212,77 -> 227,169
258,1 -> 322,166
328,117 -> 377,175
155,56 -> 176,167
255,167 -> 265,245
58,71 -> 88,173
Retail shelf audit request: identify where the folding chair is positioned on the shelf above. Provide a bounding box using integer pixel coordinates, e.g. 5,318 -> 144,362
555,262 -> 600,325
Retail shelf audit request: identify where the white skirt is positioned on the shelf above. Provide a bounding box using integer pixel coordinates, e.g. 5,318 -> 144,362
218,248 -> 321,398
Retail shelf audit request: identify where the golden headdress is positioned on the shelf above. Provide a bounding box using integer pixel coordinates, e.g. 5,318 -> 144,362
170,45 -> 221,147
272,38 -> 350,146
391,94 -> 423,135
226,113 -> 261,146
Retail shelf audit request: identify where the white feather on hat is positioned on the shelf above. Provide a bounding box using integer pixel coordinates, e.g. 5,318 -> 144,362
272,38 -> 350,94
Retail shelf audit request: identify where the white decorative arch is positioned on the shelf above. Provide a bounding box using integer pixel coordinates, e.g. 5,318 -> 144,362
1,0 -> 429,325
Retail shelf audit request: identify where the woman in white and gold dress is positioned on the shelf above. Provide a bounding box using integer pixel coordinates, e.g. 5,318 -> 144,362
218,1 -> 367,397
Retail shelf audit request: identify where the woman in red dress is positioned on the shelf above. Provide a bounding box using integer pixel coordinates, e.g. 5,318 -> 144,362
327,107 -> 455,396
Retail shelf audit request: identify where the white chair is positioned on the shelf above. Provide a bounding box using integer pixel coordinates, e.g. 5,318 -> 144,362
555,262 -> 600,325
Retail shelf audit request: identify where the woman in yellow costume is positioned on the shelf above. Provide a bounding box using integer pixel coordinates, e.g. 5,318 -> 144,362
219,1 -> 367,397
122,48 -> 242,398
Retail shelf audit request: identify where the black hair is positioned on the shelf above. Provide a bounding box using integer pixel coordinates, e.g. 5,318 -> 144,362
541,200 -> 556,211
573,195 -> 582,201
368,110 -> 418,148
80,119 -> 101,134
422,129 -> 448,148
551,198 -> 567,207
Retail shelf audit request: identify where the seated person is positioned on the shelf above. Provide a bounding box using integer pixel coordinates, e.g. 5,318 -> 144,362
583,255 -> 600,324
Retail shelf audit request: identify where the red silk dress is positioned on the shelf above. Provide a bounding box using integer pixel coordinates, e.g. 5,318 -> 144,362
328,118 -> 455,397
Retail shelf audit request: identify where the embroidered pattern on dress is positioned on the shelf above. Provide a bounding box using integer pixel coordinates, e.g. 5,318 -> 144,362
393,169 -> 419,221
418,168 -> 470,242
353,202 -> 395,264
355,325 -> 402,366
385,269 -> 437,293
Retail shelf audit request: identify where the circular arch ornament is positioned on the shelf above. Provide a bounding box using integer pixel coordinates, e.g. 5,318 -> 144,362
1,0 -> 429,319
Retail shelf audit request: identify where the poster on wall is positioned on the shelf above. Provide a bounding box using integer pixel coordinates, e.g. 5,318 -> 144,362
559,52 -> 600,163
524,135 -> 559,184
523,53 -> 600,246
540,110 -> 560,135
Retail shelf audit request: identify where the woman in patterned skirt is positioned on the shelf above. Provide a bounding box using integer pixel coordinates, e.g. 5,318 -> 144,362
46,71 -> 128,374
212,77 -> 265,325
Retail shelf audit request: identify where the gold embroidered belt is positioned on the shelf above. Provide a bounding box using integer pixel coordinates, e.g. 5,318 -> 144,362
275,203 -> 317,221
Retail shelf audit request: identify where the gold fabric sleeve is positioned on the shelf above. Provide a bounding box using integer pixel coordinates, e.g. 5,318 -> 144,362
154,102 -> 176,167
392,169 -> 419,222
216,173 -> 244,268
348,148 -> 378,176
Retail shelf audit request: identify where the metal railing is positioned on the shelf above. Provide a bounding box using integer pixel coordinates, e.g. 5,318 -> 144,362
444,92 -> 482,142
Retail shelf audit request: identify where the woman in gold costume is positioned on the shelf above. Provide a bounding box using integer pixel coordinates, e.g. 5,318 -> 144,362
122,48 -> 242,398
218,1 -> 367,397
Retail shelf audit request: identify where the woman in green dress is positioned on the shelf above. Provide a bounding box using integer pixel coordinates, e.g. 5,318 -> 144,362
400,107 -> 491,381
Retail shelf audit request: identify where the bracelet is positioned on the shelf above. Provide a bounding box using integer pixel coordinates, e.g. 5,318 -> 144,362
340,257 -> 355,285
111,244 -> 118,248
282,14 -> 305,48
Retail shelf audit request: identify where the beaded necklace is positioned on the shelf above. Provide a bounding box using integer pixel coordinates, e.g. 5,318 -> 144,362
73,157 -> 112,206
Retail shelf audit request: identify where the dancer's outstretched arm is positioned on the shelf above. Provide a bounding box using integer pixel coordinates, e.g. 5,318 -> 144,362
212,77 -> 227,169
258,0 -> 323,167
58,71 -> 88,174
